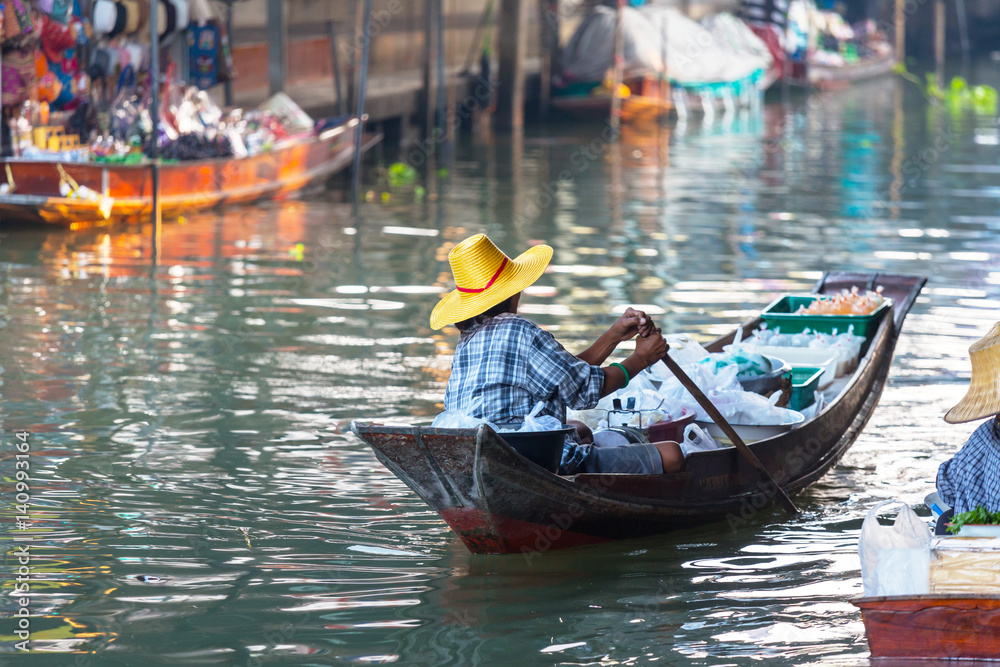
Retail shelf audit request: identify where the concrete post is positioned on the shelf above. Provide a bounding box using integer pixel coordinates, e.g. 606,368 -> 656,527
496,0 -> 527,130
267,0 -> 286,95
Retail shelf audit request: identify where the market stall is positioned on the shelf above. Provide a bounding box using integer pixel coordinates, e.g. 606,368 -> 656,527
741,0 -> 896,89
0,0 -> 377,225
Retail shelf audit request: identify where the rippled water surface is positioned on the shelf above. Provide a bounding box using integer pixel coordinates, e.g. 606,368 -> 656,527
3,67 -> 1000,665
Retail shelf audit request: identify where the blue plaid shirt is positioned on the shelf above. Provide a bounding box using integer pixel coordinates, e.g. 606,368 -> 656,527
443,313 -> 605,425
937,417 -> 1000,514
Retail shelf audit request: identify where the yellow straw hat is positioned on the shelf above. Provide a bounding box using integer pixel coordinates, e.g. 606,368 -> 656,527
945,321 -> 1000,423
430,234 -> 552,330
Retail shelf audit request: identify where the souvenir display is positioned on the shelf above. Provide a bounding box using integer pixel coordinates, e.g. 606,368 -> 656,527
1,0 -> 269,163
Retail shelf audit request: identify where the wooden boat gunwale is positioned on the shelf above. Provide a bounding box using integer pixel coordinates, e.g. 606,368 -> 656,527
783,50 -> 897,90
353,271 -> 926,554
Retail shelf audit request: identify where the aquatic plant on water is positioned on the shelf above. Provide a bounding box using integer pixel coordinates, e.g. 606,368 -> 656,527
894,64 -> 999,116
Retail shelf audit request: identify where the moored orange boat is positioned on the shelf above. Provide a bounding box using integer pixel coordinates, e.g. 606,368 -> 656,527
0,117 -> 380,226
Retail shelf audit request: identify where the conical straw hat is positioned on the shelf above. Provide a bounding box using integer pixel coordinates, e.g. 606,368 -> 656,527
945,322 -> 1000,423
430,234 -> 552,330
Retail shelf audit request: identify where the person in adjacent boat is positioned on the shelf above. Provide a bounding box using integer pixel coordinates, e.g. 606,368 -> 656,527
936,322 -> 1000,514
431,233 -> 694,475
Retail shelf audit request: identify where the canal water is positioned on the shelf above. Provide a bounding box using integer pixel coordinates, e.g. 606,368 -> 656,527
2,66 -> 1000,665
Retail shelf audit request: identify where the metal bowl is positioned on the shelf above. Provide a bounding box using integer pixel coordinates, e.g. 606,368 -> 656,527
695,412 -> 805,444
737,355 -> 792,397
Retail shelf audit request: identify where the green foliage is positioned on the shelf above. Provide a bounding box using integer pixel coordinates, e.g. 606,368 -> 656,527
921,73 -> 998,115
387,162 -> 418,188
947,505 -> 1000,535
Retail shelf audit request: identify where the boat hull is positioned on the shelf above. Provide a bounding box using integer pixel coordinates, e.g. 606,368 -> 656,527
553,75 -> 673,123
0,119 -> 380,226
354,272 -> 926,554
786,52 -> 897,90
853,595 -> 1000,660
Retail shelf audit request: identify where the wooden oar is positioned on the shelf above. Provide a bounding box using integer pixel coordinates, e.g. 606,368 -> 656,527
661,345 -> 799,516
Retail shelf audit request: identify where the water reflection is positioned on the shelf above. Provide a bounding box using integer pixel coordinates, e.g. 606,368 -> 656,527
1,66 -> 1000,664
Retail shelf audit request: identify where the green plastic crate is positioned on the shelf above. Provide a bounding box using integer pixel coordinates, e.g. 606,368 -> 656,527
760,294 -> 892,337
786,367 -> 824,412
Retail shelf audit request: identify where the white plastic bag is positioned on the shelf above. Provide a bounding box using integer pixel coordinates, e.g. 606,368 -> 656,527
679,423 -> 724,456
501,402 -> 562,433
431,396 -> 496,429
858,501 -> 931,597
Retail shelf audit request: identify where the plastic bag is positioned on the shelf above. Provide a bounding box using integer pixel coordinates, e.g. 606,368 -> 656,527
679,423 -> 724,456
431,396 -> 496,430
499,402 -> 562,433
664,334 -> 711,367
858,501 -> 931,597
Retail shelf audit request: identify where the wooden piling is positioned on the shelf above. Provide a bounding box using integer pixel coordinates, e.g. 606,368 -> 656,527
609,0 -> 624,135
267,0 -> 286,95
496,0 -> 527,130
934,0 -> 945,84
423,0 -> 437,140
329,21 -> 346,117
539,0 -> 558,117
224,1 -> 235,106
894,0 -> 905,64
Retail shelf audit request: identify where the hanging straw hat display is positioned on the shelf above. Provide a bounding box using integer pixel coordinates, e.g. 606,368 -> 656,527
106,1 -> 129,38
157,0 -> 174,40
430,234 -> 553,330
136,0 -> 150,35
170,0 -> 189,33
91,0 -> 118,35
121,0 -> 141,34
157,0 -> 187,43
945,322 -> 1000,423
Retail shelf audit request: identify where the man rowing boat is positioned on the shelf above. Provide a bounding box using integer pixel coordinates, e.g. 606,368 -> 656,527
431,233 -> 708,475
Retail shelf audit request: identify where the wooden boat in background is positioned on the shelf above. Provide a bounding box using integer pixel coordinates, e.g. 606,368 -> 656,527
553,75 -> 674,123
0,117 -> 381,226
852,595 -> 1000,660
785,51 -> 896,91
352,272 -> 926,555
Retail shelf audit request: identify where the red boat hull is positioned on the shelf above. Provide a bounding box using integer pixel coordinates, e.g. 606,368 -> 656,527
853,595 -> 1000,660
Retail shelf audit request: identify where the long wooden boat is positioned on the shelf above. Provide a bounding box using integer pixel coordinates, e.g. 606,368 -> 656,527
353,272 -> 926,555
852,594 -> 1000,660
785,51 -> 896,91
553,75 -> 674,123
0,117 -> 381,226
